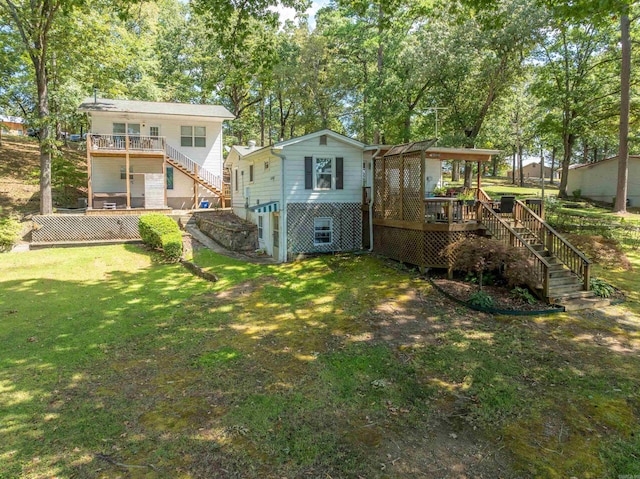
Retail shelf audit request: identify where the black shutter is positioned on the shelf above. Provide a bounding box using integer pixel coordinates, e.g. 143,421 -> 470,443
336,157 -> 344,190
305,156 -> 313,189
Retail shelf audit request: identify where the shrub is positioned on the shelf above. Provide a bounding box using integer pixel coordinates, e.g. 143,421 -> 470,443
444,236 -> 529,290
590,277 -> 615,298
572,189 -> 581,200
468,290 -> 494,308
0,217 -> 21,252
139,213 -> 183,261
511,286 -> 536,304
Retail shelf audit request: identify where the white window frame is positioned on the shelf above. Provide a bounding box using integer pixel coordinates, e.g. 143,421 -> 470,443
258,215 -> 263,240
180,126 -> 206,147
314,217 -> 333,245
149,125 -> 160,137
314,156 -> 334,190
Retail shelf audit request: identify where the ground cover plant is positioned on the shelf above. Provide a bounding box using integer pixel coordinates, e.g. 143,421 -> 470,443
1,244 -> 639,478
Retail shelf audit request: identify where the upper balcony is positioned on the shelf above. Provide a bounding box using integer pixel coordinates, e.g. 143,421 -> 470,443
87,133 -> 166,157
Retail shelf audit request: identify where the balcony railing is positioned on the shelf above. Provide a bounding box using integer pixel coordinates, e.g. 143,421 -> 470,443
89,134 -> 165,152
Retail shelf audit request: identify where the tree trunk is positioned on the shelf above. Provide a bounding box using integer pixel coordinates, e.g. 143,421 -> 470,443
550,146 -> 556,184
35,55 -> 52,214
614,9 -> 630,214
518,144 -> 524,187
452,161 -> 460,181
558,133 -> 575,198
511,151 -> 516,184
463,162 -> 473,188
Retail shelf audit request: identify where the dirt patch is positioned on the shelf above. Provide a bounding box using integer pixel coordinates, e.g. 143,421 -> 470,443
565,233 -> 632,270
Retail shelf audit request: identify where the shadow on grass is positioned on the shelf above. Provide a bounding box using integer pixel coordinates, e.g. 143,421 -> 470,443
1,247 -> 639,478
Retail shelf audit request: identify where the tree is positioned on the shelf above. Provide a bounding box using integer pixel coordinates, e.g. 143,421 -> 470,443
0,0 -> 79,214
614,7 -> 631,213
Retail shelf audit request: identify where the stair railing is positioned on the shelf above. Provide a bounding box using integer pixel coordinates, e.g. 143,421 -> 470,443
513,200 -> 591,290
478,201 -> 552,298
165,143 -> 223,192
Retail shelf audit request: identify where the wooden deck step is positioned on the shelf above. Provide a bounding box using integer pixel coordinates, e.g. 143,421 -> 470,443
557,296 -> 609,311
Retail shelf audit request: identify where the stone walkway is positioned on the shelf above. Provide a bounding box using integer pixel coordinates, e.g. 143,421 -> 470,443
185,223 -> 278,265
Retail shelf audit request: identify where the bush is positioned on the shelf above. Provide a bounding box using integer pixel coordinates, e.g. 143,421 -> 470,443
468,290 -> 494,308
572,189 -> 581,200
590,277 -> 615,298
444,236 -> 530,290
0,217 -> 21,252
139,214 -> 183,261
511,286 -> 536,304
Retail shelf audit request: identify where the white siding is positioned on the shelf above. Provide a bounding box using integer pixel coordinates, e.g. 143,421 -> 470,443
92,157 -> 126,193
424,158 -> 443,193
567,158 -> 640,206
89,112 -> 225,177
282,136 -> 364,204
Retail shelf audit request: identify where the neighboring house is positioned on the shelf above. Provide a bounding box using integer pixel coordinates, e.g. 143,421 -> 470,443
508,162 -> 559,181
0,115 -> 26,135
566,155 -> 640,206
78,98 -> 234,210
224,130 -> 369,262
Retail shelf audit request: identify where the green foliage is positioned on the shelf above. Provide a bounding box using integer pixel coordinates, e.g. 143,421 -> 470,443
590,277 -> 615,298
511,286 -> 536,304
139,213 -> 183,261
468,290 -> 495,308
0,217 -> 21,251
572,189 -> 581,200
432,186 -> 448,196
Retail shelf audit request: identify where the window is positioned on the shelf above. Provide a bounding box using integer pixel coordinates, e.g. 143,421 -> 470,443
166,166 -> 174,190
273,215 -> 279,247
150,126 -> 160,137
258,216 -> 263,239
249,164 -> 254,182
314,217 -> 333,245
120,165 -> 133,180
315,157 -> 332,189
319,134 -> 327,145
127,124 -> 140,135
113,123 -> 126,134
181,126 -> 206,147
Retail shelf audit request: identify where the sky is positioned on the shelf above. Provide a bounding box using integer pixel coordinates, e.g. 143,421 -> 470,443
270,0 -> 331,29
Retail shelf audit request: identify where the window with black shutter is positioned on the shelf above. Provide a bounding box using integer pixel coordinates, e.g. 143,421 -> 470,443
336,157 -> 344,189
305,157 -> 313,189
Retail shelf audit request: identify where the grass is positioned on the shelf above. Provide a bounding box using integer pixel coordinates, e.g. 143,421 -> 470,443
1,244 -> 640,478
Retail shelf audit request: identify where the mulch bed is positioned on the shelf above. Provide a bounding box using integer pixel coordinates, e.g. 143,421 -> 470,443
430,276 -> 560,312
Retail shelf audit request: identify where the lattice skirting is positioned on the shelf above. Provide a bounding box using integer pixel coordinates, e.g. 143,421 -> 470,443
373,225 -> 477,269
287,203 -> 362,260
32,215 -> 141,243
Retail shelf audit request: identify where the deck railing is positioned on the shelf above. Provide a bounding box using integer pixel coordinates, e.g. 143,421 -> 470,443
513,200 -> 591,290
478,201 -> 552,297
424,198 -> 477,224
89,134 -> 165,151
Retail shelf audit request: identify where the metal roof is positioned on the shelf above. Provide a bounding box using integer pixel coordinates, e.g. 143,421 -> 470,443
78,98 -> 235,119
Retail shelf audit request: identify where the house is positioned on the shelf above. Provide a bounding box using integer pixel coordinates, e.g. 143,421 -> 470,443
508,161 -> 559,181
566,155 -> 640,206
78,98 -> 234,210
224,130 -> 370,262
0,115 -> 26,136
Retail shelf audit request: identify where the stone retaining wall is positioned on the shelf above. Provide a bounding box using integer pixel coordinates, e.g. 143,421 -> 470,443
195,212 -> 257,252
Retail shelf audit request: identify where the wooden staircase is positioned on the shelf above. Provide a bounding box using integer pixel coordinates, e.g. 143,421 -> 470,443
477,192 -> 593,305
165,143 -> 231,206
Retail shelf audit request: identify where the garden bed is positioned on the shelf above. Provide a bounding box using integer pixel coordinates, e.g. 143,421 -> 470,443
430,275 -> 561,313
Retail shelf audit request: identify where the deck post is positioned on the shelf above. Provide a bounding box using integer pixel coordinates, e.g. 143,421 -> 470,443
399,153 -> 404,221
162,153 -> 168,209
476,160 -> 482,193
193,163 -> 199,209
125,134 -> 131,209
86,134 -> 93,209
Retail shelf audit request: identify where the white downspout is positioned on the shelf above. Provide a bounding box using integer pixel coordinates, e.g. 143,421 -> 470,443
368,147 -> 381,251
271,148 -> 286,262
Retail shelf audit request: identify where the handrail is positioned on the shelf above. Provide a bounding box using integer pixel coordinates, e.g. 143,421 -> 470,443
513,200 -> 591,290
165,143 -> 223,192
476,187 -> 492,203
478,201 -> 552,298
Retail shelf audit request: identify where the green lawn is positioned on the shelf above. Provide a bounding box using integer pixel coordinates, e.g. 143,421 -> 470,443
1,244 -> 639,478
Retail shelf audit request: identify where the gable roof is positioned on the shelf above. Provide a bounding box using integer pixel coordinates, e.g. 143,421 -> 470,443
78,98 -> 235,120
274,129 -> 365,150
